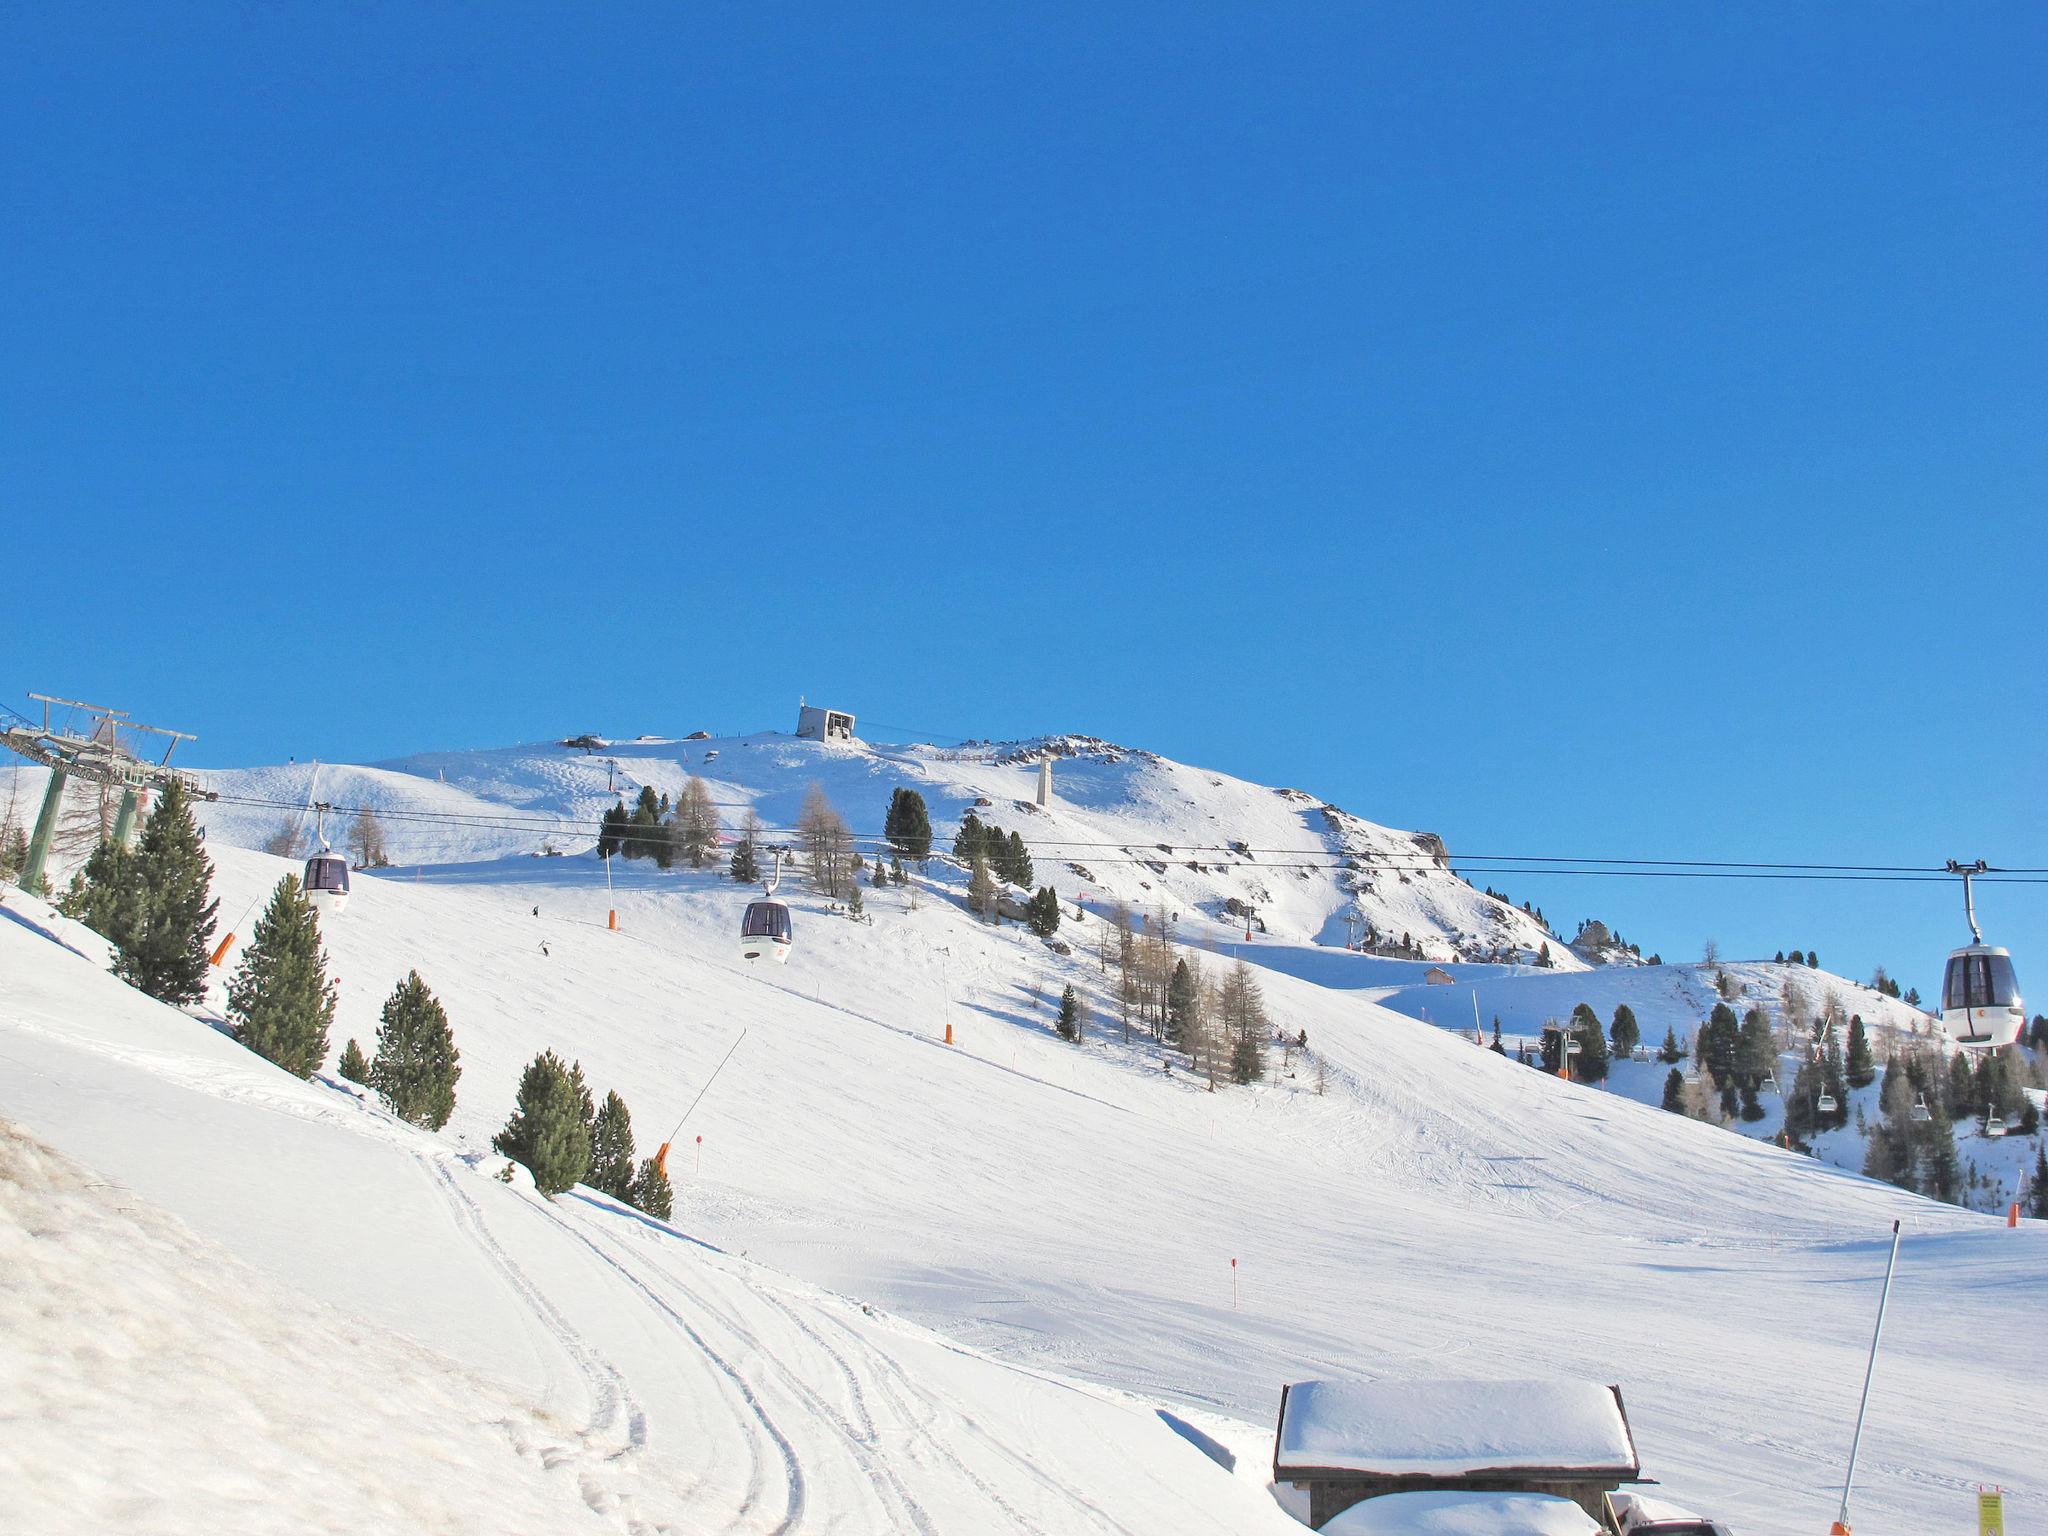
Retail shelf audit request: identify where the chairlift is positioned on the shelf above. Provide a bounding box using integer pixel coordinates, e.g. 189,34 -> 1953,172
1816,1089 -> 1838,1114
302,803 -> 350,917
1984,1113 -> 2007,1139
1761,1072 -> 1779,1093
1938,860 -> 2024,1050
1911,1093 -> 1932,1123
739,849 -> 793,964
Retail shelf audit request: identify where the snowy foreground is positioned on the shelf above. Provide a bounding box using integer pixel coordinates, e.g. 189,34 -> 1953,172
2,729 -> 2043,1533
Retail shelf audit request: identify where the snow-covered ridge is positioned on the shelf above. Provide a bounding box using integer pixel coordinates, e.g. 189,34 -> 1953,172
164,725 -> 1581,965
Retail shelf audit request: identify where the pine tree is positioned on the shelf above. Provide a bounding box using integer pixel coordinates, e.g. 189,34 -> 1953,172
368,970 -> 461,1130
629,1155 -> 673,1219
1490,1017 -> 1505,1054
953,810 -> 987,865
1948,1052 -> 1977,1120
1737,1007 -> 1776,1087
890,855 -> 906,886
597,802 -> 630,860
1166,958 -> 1198,1048
870,853 -> 889,889
1005,831 -> 1033,889
338,1038 -> 371,1085
227,874 -> 335,1079
1025,885 -> 1060,938
622,787 -> 664,861
1057,984 -> 1081,1042
1844,1015 -> 1876,1088
60,837 -> 143,950
968,856 -> 997,921
588,1090 -> 636,1200
1657,1025 -> 1685,1064
847,881 -> 865,919
884,787 -> 933,862
1806,951 -> 1819,968
1608,1003 -> 1640,1060
115,780 -> 219,1006
2030,1142 -> 2048,1220
1738,1082 -> 1766,1121
1568,1002 -> 1610,1083
493,1050 -> 594,1198
1661,1068 -> 1686,1112
1774,951 -> 1785,964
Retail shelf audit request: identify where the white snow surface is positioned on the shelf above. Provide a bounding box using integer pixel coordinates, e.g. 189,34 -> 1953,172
1321,1490 -> 1603,1536
1275,1378 -> 1635,1476
171,728 -> 1576,965
3,724 -> 2045,1533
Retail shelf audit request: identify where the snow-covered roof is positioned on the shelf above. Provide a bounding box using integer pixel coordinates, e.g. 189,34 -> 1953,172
1275,1379 -> 1639,1479
1320,1490 -> 1603,1536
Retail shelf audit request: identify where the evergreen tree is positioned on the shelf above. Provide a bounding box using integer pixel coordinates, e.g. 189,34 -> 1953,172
1166,957 -> 1198,1048
115,780 -> 219,1006
870,853 -> 889,889
624,786 -> 663,861
1702,1003 -> 1740,1087
1787,950 -> 1805,966
1775,951 -> 1785,964
587,1090 -> 636,1200
1661,1068 -> 1687,1113
1657,1025 -> 1685,1064
967,856 -> 997,921
847,881 -> 865,919
629,1155 -> 673,1219
1,820 -> 27,883
1568,1002 -> 1610,1083
1008,830 -> 1034,888
338,1038 -> 371,1085
60,837 -> 143,951
226,875 -> 335,1079
1844,1015 -> 1876,1088
1948,1052 -> 1977,1120
890,855 -> 906,886
597,802 -> 630,860
493,1049 -> 594,1198
1056,984 -> 1081,1042
1738,1082 -> 1766,1121
1608,1003 -> 1640,1060
368,970 -> 461,1130
2030,1142 -> 2048,1220
953,811 -> 988,865
884,787 -> 933,862
1917,1108 -> 1962,1203
1490,1017 -> 1505,1055
1025,885 -> 1061,938
1806,951 -> 1818,968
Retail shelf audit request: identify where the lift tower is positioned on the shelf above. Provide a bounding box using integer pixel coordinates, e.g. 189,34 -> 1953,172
1,693 -> 215,893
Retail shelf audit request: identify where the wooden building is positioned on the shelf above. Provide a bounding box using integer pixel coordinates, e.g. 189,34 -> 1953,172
1273,1378 -> 1641,1531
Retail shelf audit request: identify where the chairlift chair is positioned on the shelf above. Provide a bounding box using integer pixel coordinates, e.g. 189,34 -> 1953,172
1761,1072 -> 1779,1093
1911,1093 -> 1932,1123
1984,1110 -> 2007,1138
1816,1089 -> 1838,1114
740,849 -> 794,964
1938,861 -> 2025,1050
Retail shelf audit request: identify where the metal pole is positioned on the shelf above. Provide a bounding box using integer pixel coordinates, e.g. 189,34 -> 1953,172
111,786 -> 141,849
21,765 -> 68,893
1833,1218 -> 1902,1536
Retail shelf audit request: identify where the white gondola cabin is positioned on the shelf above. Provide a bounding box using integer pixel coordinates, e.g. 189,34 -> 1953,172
304,850 -> 351,916
1939,862 -> 2024,1050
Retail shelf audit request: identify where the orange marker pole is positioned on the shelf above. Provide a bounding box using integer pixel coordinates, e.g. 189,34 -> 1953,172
210,932 -> 236,967
695,1133 -> 702,1174
654,1141 -> 670,1176
945,1022 -> 954,1046
608,909 -> 617,930
1231,1257 -> 1238,1309
2011,1203 -> 2021,1228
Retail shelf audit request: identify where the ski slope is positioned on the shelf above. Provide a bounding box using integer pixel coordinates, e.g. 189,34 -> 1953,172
169,727 -> 1577,966
5,829 -> 2042,1533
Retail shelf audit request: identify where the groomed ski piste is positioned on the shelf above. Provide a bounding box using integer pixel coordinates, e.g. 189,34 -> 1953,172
2,727 -> 2042,1533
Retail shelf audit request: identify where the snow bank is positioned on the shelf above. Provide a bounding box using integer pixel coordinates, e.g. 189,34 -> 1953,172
1276,1378 -> 1637,1477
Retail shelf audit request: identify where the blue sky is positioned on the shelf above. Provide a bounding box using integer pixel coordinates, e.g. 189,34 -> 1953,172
3,4 -> 2042,993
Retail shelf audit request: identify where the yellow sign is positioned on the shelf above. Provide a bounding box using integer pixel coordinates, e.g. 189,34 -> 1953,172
1978,1489 -> 2003,1536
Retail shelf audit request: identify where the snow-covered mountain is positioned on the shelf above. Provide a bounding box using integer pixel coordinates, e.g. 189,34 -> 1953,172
180,727 -> 1580,968
6,715 -> 2044,1533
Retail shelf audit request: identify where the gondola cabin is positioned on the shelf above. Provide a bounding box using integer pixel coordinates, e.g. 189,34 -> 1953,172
740,899 -> 793,963
1940,945 -> 2023,1049
304,851 -> 351,916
